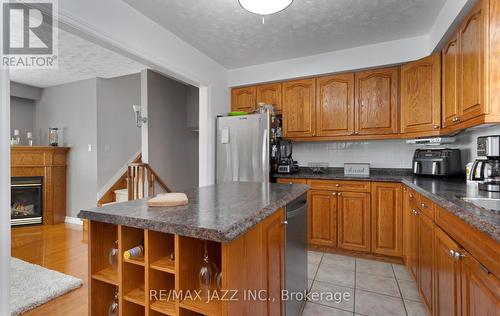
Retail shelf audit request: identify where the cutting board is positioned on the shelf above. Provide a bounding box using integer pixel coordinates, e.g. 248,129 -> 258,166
147,193 -> 188,207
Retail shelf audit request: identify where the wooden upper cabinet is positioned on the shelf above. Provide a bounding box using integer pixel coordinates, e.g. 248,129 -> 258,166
231,86 -> 257,112
434,226 -> 462,316
308,190 -> 337,247
282,79 -> 316,137
461,250 -> 500,316
442,36 -> 460,128
316,73 -> 355,137
458,0 -> 486,123
370,182 -> 402,257
256,83 -> 282,112
355,67 -> 399,135
338,191 -> 371,252
400,54 -> 441,134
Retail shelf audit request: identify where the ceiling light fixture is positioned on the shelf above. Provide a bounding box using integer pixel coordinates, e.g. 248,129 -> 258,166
239,0 -> 294,24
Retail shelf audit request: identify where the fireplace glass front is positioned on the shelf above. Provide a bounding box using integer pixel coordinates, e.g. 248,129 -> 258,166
11,177 -> 43,226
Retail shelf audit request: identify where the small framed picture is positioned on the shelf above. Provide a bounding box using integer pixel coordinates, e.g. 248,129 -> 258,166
344,163 -> 370,177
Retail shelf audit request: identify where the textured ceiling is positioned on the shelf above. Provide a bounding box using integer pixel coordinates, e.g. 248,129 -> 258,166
9,28 -> 145,88
123,0 -> 447,69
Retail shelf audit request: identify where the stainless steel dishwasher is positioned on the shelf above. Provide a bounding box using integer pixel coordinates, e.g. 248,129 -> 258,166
284,193 -> 308,316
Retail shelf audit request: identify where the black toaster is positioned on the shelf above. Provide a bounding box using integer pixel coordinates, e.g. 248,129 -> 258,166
412,149 -> 462,176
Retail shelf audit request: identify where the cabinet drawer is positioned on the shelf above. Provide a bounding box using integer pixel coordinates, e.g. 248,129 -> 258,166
417,195 -> 434,220
308,179 -> 370,192
435,205 -> 500,278
276,178 -> 308,185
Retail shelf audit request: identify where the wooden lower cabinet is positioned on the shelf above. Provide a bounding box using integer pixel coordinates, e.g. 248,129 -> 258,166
407,191 -> 420,279
461,251 -> 500,316
261,209 -> 285,315
308,190 -> 337,247
338,191 -> 371,252
371,182 -> 402,256
418,212 -> 434,313
434,226 -> 462,316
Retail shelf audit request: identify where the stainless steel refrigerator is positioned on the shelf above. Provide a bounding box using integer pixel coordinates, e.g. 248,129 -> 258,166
216,112 -> 270,183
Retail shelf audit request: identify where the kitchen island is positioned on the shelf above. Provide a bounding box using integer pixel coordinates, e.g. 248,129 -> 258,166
78,182 -> 309,316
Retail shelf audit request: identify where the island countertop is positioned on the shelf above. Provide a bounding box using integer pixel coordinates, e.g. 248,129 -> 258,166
78,182 -> 309,242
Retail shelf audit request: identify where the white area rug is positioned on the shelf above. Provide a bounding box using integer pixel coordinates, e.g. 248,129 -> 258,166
10,257 -> 83,315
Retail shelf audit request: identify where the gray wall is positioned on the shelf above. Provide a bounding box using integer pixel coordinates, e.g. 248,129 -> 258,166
293,124 -> 500,169
143,70 -> 199,191
10,81 -> 42,100
10,97 -> 35,143
96,74 -> 141,190
35,79 -> 98,218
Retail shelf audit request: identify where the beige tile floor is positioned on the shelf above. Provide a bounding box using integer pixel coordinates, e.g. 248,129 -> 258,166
302,251 -> 429,316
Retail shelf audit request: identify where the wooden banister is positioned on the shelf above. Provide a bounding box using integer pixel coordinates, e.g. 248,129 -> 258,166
127,163 -> 171,200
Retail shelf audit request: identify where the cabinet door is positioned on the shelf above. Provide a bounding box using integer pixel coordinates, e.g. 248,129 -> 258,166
282,79 -> 316,137
418,213 -> 434,313
442,36 -> 460,128
401,54 -> 441,134
262,209 -> 285,315
338,191 -> 371,252
355,67 -> 399,135
458,1 -> 486,123
434,226 -> 462,316
408,193 -> 420,280
316,73 -> 355,137
257,83 -> 282,112
408,192 -> 420,279
231,86 -> 257,112
402,187 -> 410,262
308,190 -> 337,247
371,182 -> 403,257
461,250 -> 500,316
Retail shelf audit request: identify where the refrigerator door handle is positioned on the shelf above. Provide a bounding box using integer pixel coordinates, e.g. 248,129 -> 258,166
262,128 -> 268,183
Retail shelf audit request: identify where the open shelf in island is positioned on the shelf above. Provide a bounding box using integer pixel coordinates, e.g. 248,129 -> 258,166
86,207 -> 287,316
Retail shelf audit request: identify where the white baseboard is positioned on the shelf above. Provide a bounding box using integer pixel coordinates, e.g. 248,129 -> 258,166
64,216 -> 83,226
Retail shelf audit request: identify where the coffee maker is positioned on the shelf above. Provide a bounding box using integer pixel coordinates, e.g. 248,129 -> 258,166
470,135 -> 500,192
277,140 -> 298,174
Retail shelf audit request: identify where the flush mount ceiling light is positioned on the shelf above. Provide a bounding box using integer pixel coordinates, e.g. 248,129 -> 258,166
239,0 -> 294,23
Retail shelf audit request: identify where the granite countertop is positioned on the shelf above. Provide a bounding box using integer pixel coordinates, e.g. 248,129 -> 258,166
274,167 -> 500,242
78,182 -> 309,243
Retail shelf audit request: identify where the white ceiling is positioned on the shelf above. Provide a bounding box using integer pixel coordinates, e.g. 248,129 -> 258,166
123,0 -> 447,69
9,28 -> 145,88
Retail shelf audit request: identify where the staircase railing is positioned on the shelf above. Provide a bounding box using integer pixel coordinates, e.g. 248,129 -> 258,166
127,163 -> 171,200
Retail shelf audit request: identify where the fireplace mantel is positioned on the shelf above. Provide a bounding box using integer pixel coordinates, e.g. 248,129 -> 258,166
11,146 -> 70,225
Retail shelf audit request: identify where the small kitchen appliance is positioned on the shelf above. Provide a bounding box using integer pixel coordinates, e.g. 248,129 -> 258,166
470,136 -> 500,192
277,140 -> 298,174
412,148 -> 462,176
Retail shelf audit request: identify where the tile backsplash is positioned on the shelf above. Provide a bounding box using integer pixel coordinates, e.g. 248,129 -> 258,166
292,125 -> 500,169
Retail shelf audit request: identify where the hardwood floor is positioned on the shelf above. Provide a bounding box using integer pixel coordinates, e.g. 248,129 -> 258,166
11,223 -> 88,316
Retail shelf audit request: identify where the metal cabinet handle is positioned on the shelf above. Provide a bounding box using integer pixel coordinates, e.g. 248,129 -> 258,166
421,203 -> 427,208
335,184 -> 340,187
433,125 -> 440,129
412,209 -> 419,216
449,249 -> 465,260
281,220 -> 288,225
338,192 -> 342,196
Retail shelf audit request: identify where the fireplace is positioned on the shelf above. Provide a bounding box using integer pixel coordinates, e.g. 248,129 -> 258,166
11,177 -> 43,226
